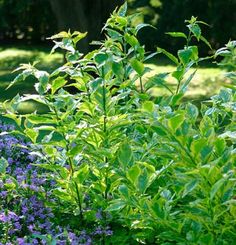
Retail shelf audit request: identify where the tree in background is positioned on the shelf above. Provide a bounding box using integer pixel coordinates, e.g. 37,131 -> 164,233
0,0 -> 235,54
48,0 -> 124,52
0,0 -> 124,52
131,0 -> 236,53
0,0 -> 55,42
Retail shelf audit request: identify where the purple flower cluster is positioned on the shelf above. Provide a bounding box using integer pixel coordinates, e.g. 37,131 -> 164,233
0,122 -> 77,243
0,121 -> 113,244
0,211 -> 19,223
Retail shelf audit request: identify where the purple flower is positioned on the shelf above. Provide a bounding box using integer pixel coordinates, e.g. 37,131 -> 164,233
95,209 -> 103,220
0,211 -> 19,223
0,213 -> 8,222
16,238 -> 26,245
14,222 -> 22,230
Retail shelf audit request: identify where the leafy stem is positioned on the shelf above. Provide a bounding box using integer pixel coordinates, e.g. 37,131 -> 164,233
139,76 -> 144,93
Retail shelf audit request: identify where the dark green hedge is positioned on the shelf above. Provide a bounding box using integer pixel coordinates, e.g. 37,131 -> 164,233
0,0 -> 235,53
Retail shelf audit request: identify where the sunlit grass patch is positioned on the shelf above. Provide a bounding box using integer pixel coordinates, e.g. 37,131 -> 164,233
144,64 -> 226,99
0,46 -> 63,70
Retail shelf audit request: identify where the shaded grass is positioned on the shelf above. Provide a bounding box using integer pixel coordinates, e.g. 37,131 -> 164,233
0,45 -> 63,113
0,45 -> 63,71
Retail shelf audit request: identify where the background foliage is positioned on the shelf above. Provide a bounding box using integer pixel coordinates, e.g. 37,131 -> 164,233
0,0 -> 235,53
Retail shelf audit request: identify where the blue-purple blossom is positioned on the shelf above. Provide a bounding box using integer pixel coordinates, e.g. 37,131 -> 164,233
0,121 -> 112,244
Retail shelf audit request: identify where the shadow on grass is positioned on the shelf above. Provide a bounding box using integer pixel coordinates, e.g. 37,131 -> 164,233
0,45 -> 64,113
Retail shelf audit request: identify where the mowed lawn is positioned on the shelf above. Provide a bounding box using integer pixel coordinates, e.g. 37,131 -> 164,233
0,45 -> 228,113
145,63 -> 226,100
0,46 -> 63,113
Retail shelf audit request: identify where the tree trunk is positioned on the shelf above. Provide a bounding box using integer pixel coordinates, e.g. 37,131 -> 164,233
49,0 -> 124,53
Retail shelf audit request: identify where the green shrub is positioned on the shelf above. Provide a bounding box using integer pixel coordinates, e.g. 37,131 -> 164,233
215,40 -> 236,85
1,3 -> 235,244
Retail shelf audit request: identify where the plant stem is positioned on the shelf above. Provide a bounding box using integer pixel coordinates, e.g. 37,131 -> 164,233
139,76 -> 144,93
74,180 -> 83,220
80,66 -> 91,102
50,101 -> 83,219
186,31 -> 191,48
175,80 -> 181,94
101,67 -> 110,200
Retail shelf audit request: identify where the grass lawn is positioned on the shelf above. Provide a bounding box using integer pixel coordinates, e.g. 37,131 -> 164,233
0,45 -> 228,113
0,45 -> 63,113
145,63 -> 226,101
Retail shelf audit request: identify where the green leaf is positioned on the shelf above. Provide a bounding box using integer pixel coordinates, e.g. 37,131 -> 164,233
35,71 -> 49,84
112,62 -> 124,80
182,180 -> 198,197
130,58 -> 144,76
66,51 -> 80,63
157,47 -> 179,65
170,93 -> 184,106
124,33 -> 139,47
168,113 -> 185,131
50,31 -> 69,39
94,52 -> 109,65
34,164 -> 69,179
51,77 -> 67,94
25,128 -> 38,143
186,103 -> 199,121
189,46 -> 199,60
27,115 -> 54,124
219,131 -> 236,139
127,165 -> 141,185
210,178 -> 226,200
135,23 -> 155,34
201,145 -> 212,160
106,199 -> 126,212
107,28 -> 123,40
93,86 -> 108,111
118,2 -> 127,17
18,94 -> 47,106
7,94 -> 21,112
172,68 -> 184,81
7,68 -> 32,89
32,163 -> 55,171
53,188 -> 72,202
0,157 -> 8,174
41,131 -> 54,144
191,138 -> 206,156
73,164 -> 89,184
178,48 -> 192,65
179,70 -> 197,93
118,143 -> 132,168
199,234 -> 214,244
200,36 -> 212,49
118,185 -> 129,199
6,73 -> 23,90
188,23 -> 201,40
145,73 -> 173,94
72,31 -> 87,44
137,168 -> 149,194
142,101 -> 155,113
34,70 -> 50,94
115,16 -> 128,26
166,32 -> 187,39
89,78 -> 102,92
214,138 -> 226,155
151,125 -> 167,136
150,201 -> 165,219
219,89 -> 232,102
